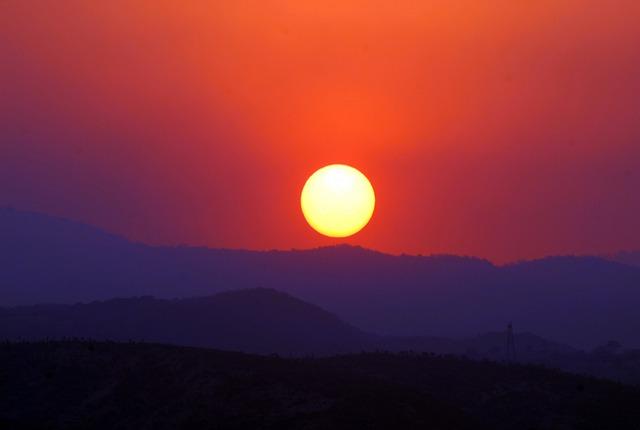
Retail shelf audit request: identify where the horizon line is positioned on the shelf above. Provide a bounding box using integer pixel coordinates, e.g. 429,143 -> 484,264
1,205 -> 636,267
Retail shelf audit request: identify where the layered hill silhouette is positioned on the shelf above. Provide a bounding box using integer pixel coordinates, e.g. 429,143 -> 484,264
2,341 -> 640,430
0,288 -> 572,357
3,207 -> 640,349
0,289 -> 372,355
607,250 -> 640,268
5,288 -> 640,385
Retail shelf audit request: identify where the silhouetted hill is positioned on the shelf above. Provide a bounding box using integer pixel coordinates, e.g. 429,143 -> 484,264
0,289 -> 372,355
2,341 -> 640,430
3,207 -> 640,349
0,287 -> 575,356
6,290 -> 640,385
606,250 -> 640,268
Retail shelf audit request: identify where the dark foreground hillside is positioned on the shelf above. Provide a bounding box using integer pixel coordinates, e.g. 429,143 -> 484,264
1,342 -> 639,430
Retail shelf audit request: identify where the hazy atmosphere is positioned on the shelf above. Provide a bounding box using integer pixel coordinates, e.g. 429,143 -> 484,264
3,1 -> 640,262
2,2 -> 640,429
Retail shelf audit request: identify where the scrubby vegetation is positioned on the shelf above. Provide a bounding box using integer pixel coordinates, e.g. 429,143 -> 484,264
1,341 -> 639,429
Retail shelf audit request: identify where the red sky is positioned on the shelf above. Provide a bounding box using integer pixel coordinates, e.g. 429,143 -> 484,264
2,1 -> 640,263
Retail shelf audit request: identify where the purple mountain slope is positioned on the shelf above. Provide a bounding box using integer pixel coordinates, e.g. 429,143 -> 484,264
2,207 -> 640,349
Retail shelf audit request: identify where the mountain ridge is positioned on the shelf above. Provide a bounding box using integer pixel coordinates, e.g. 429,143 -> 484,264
2,207 -> 640,349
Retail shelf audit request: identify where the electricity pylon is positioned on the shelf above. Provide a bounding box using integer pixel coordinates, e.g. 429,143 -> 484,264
505,322 -> 517,363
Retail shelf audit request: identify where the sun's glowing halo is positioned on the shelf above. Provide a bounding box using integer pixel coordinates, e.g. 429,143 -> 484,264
300,164 -> 375,238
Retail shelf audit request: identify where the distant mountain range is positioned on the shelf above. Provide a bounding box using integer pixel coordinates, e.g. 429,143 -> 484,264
2,207 -> 640,349
606,250 -> 640,268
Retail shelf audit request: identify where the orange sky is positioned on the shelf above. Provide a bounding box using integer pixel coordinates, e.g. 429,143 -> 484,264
2,1 -> 640,262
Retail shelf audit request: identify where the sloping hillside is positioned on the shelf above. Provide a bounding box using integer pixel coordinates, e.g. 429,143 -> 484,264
3,207 -> 640,348
1,341 -> 639,430
0,289 -> 372,355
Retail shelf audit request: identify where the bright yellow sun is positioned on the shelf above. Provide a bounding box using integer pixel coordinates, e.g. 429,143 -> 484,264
301,164 -> 375,238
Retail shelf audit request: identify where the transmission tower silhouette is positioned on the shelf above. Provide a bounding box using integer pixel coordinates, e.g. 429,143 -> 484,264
505,322 -> 517,363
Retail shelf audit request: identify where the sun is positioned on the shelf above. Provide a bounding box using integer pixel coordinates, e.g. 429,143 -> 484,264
301,164 -> 375,238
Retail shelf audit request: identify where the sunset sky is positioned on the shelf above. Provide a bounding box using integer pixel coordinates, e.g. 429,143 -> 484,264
2,1 -> 639,263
